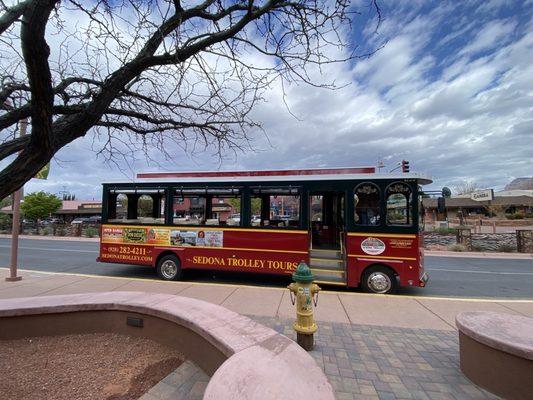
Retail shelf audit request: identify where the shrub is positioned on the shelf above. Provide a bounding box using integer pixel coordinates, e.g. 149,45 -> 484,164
449,244 -> 468,252
471,244 -> 484,252
0,214 -> 11,230
505,213 -> 524,220
497,243 -> 515,253
56,227 -> 66,236
42,227 -> 53,236
430,226 -> 456,235
85,226 -> 98,238
525,212 -> 533,219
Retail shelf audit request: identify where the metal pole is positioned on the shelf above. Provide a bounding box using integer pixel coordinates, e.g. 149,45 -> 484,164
6,118 -> 27,282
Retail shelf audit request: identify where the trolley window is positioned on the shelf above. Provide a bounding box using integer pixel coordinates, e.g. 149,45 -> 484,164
354,183 -> 381,226
386,182 -> 412,226
250,187 -> 300,228
106,189 -> 164,224
172,187 -> 241,226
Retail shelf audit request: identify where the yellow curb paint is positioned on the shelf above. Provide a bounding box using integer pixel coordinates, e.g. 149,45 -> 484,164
1,267 -> 533,303
314,280 -> 347,286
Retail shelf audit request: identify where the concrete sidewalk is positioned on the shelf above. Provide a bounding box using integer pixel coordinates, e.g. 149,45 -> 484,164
4,268 -> 530,399
2,268 -> 533,331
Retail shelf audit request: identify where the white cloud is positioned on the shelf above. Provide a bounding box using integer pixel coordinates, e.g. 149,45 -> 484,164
5,1 -> 533,199
458,19 -> 517,57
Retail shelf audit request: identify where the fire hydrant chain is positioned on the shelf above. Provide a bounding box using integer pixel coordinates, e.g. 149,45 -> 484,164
287,261 -> 321,351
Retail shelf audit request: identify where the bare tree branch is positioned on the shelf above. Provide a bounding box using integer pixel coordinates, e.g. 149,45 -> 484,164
0,0 -> 29,35
0,0 -> 382,199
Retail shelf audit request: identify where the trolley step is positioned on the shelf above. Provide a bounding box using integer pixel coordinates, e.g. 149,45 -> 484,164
311,270 -> 346,284
309,249 -> 342,260
309,258 -> 344,271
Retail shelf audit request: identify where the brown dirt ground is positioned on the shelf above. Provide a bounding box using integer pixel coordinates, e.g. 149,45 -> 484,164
0,333 -> 184,400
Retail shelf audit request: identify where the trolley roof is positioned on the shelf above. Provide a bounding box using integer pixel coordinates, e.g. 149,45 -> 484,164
125,167 -> 433,185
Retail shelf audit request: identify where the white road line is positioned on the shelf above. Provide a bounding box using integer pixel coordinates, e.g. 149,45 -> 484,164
0,245 -> 98,254
427,268 -> 533,276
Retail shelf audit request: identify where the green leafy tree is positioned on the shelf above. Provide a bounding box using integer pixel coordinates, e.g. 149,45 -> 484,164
1,195 -> 12,208
227,197 -> 260,215
251,198 -> 262,215
21,191 -> 62,221
138,195 -> 154,217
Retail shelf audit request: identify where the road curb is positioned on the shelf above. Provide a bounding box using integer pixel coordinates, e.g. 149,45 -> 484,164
424,250 -> 533,259
2,267 -> 533,303
0,234 -> 99,242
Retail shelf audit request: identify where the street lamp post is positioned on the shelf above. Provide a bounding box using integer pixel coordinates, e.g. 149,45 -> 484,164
6,118 -> 27,282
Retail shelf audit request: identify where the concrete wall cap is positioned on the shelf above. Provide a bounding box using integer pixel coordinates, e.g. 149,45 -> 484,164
456,311 -> 533,360
0,292 -> 334,400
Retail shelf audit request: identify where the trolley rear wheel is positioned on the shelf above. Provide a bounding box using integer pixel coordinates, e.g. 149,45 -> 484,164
156,254 -> 182,281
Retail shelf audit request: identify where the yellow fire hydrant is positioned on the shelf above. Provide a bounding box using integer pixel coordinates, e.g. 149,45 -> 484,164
288,261 -> 320,351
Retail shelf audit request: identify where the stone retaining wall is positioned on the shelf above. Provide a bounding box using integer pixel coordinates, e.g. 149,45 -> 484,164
424,232 -> 518,252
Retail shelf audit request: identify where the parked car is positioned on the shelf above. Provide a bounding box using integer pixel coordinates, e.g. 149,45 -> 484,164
87,215 -> 102,223
71,217 -> 91,224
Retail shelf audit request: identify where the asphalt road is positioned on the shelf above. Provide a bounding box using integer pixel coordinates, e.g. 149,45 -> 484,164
1,237 -> 532,299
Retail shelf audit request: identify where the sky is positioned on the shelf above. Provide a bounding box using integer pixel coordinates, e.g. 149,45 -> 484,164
9,0 -> 533,199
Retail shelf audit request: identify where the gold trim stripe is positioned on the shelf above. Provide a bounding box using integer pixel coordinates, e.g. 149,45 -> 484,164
102,224 -> 307,235
347,233 -> 417,239
314,280 -> 347,286
347,254 -> 417,261
101,241 -> 308,255
310,257 -> 343,264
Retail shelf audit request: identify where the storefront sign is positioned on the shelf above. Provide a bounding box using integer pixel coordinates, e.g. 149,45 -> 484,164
471,189 -> 494,202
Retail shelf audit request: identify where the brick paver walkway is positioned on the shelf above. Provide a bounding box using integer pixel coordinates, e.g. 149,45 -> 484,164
140,361 -> 209,400
253,316 -> 498,400
143,316 -> 498,400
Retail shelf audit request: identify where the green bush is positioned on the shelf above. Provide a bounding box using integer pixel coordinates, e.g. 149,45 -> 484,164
471,244 -> 484,252
56,227 -> 66,236
0,214 -> 11,230
85,226 -> 98,238
525,212 -> 533,219
42,227 -> 53,236
431,227 -> 457,235
497,243 -> 515,253
449,244 -> 468,252
505,213 -> 524,220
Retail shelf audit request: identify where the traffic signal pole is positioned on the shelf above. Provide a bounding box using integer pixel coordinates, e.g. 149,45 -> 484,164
6,119 -> 27,282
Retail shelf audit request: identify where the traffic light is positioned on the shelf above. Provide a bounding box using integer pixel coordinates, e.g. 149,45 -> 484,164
401,160 -> 410,173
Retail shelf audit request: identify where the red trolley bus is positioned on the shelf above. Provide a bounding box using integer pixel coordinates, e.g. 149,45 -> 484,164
97,167 -> 431,294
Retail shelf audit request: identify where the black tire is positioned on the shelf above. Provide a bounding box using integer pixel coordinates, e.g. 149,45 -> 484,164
361,266 -> 397,294
156,254 -> 182,281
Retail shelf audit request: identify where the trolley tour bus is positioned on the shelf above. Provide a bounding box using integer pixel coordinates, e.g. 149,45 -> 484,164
97,167 -> 431,294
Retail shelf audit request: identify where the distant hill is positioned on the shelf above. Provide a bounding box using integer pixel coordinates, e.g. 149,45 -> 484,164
505,177 -> 533,190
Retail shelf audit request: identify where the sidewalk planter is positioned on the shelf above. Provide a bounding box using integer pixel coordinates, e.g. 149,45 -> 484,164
0,292 -> 334,400
456,311 -> 533,400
